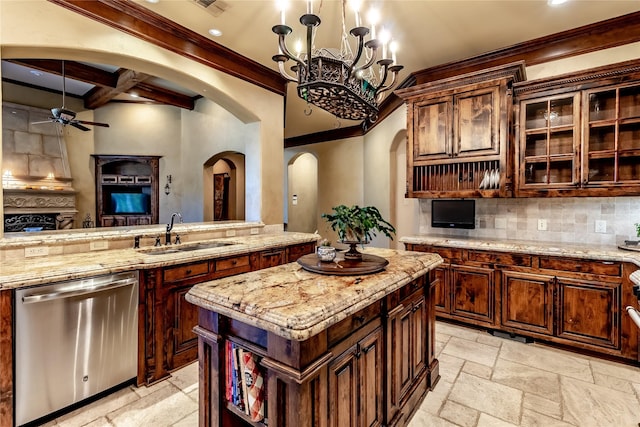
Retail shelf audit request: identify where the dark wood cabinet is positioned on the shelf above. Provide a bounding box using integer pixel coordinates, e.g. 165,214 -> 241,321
93,155 -> 160,227
139,242 -> 315,385
451,265 -> 495,325
329,325 -> 383,427
387,289 -> 427,426
501,271 -> 554,335
405,243 -> 638,363
396,62 -> 525,198
514,59 -> 640,197
556,277 -> 620,349
194,273 -> 437,427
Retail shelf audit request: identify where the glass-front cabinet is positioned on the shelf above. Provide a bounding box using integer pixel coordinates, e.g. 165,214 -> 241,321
519,94 -> 580,190
515,60 -> 640,197
583,84 -> 640,187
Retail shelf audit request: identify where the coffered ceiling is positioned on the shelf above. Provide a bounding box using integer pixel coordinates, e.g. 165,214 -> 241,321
3,1 -> 640,139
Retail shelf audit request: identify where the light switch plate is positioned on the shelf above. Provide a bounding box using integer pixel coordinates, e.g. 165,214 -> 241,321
537,219 -> 548,231
226,229 -> 236,237
595,220 -> 607,233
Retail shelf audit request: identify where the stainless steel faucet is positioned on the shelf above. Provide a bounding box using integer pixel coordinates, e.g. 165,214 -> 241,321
166,212 -> 182,244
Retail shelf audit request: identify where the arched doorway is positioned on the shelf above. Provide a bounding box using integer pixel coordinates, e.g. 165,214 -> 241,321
203,152 -> 245,221
390,131 -> 419,249
287,152 -> 318,233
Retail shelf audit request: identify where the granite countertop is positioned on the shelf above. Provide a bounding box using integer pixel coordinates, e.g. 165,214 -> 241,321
400,235 -> 640,265
0,232 -> 319,290
185,248 -> 443,341
400,234 -> 640,287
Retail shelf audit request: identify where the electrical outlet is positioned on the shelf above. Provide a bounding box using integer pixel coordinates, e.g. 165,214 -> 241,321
226,229 -> 236,237
90,241 -> 108,251
595,220 -> 607,233
25,246 -> 49,257
250,228 -> 260,235
475,218 -> 480,228
537,219 -> 548,231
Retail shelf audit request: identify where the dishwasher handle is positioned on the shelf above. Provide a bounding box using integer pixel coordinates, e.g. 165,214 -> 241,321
22,277 -> 138,304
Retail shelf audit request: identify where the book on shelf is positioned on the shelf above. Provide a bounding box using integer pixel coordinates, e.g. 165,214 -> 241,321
225,342 -> 267,423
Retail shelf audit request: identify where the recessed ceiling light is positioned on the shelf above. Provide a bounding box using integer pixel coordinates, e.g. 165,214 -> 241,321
547,0 -> 568,5
130,93 -> 139,98
208,28 -> 222,37
145,0 -> 159,3
29,70 -> 43,77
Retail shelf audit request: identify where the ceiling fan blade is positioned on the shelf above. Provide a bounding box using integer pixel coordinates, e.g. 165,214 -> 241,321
76,120 -> 110,128
31,120 -> 55,125
70,122 -> 91,131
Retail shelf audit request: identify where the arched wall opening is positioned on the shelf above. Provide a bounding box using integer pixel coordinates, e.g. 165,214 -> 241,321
389,129 -> 419,249
203,152 -> 246,221
286,152 -> 318,233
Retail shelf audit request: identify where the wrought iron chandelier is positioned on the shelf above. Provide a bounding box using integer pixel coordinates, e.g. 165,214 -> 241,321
272,0 -> 403,123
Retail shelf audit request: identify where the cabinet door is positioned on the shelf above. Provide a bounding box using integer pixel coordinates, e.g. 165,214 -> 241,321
453,86 -> 501,158
501,271 -> 554,335
518,94 -> 580,191
556,277 -> 620,349
432,266 -> 449,314
410,296 -> 427,379
127,215 -> 152,226
583,84 -> 640,187
328,345 -> 358,427
358,327 -> 383,427
451,265 -> 495,325
412,96 -> 452,161
167,286 -> 198,368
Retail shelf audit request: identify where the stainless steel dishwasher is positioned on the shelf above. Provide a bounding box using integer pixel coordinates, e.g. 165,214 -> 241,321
15,271 -> 138,426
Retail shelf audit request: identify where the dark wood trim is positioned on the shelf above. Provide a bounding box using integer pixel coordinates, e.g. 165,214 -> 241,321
8,59 -> 118,88
48,0 -> 287,96
409,11 -> 640,85
44,1 -> 640,144
0,290 -> 13,427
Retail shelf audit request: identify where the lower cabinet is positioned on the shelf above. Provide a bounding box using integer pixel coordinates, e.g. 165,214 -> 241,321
194,274 -> 438,427
139,242 -> 315,385
501,270 -> 554,335
328,326 -> 383,427
405,244 -> 638,363
387,289 -> 427,425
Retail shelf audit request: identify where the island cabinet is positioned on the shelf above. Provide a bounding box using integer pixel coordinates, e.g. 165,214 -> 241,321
395,62 -> 525,198
138,242 -> 315,385
404,244 -> 639,363
186,250 -> 442,427
514,59 -> 640,197
0,290 -> 12,427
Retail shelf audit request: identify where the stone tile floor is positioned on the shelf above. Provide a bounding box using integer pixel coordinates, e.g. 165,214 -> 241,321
48,321 -> 640,427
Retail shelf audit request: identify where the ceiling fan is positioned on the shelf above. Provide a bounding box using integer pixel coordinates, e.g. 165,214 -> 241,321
31,60 -> 110,131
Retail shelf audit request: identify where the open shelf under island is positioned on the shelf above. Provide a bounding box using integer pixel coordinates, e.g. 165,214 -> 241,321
186,248 -> 443,427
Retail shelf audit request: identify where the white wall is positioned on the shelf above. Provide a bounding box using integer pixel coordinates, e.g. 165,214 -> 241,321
287,153 -> 318,233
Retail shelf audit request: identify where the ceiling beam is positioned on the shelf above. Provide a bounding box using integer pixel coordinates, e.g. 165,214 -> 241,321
7,59 -> 118,88
49,0 -> 288,96
133,82 -> 197,110
85,69 -> 151,109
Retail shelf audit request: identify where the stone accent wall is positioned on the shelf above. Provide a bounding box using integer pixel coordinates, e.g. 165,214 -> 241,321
419,197 -> 640,246
2,102 -> 70,179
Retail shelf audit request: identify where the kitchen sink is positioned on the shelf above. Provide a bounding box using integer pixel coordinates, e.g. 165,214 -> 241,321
139,241 -> 236,255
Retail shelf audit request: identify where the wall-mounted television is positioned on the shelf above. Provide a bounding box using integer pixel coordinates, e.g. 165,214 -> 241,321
431,199 -> 475,229
110,193 -> 149,214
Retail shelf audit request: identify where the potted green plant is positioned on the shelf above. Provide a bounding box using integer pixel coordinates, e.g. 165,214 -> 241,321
322,205 -> 396,259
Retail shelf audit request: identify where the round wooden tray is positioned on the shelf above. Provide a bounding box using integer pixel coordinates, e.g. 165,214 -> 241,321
297,252 -> 389,276
618,243 -> 640,252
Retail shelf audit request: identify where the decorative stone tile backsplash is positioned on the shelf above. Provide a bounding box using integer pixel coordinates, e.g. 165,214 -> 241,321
418,197 -> 640,246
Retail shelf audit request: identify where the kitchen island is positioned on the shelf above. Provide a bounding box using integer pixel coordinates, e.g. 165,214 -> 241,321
186,248 -> 442,427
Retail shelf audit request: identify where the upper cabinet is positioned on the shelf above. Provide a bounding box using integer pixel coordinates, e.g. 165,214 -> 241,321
514,59 -> 640,197
397,62 -> 526,198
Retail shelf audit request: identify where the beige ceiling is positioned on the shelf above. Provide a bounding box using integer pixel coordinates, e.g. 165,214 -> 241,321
134,0 -> 639,138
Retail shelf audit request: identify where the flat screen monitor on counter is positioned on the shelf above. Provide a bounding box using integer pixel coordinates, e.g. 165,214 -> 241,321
431,199 -> 475,229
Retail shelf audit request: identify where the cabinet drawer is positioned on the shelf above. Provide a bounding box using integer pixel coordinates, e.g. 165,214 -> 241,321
328,301 -> 382,347
287,242 -> 315,262
164,261 -> 210,282
216,255 -> 250,273
539,257 -> 621,277
467,250 -> 531,267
